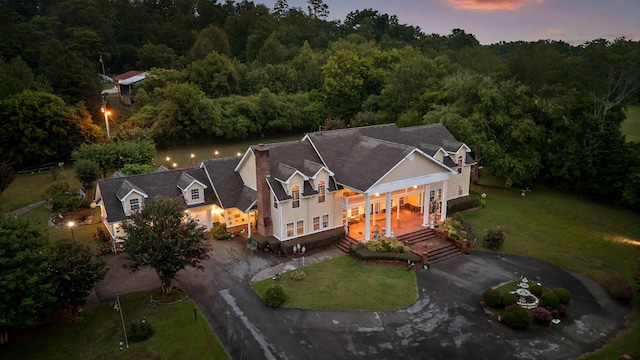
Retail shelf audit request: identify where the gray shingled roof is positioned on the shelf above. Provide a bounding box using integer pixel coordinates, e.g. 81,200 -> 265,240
96,167 -> 215,223
306,130 -> 414,192
201,157 -> 244,209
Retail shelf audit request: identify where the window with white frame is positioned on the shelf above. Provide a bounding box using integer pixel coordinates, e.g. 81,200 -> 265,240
191,188 -> 200,200
296,220 -> 304,235
457,156 -> 463,173
286,222 -> 294,237
318,181 -> 326,203
313,216 -> 320,230
292,185 -> 300,208
457,184 -> 464,196
129,198 -> 140,211
273,196 -> 278,209
322,214 -> 329,228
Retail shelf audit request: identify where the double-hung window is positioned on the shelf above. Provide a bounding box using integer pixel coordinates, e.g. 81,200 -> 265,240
292,185 -> 300,209
129,198 -> 140,212
318,181 -> 326,203
191,188 -> 200,200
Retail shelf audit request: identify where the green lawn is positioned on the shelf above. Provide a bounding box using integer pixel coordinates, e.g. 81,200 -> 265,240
465,178 -> 640,283
0,294 -> 230,360
623,105 -> 640,142
251,255 -> 418,310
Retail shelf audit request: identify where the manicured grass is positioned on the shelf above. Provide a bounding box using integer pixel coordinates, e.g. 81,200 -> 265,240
251,255 -> 418,310
622,105 -> 640,142
0,166 -> 81,211
0,293 -> 230,360
465,178 -> 640,283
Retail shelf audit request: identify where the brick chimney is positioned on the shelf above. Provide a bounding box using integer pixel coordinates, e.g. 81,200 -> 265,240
255,144 -> 272,236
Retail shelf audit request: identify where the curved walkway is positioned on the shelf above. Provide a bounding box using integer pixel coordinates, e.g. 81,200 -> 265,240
95,239 -> 630,360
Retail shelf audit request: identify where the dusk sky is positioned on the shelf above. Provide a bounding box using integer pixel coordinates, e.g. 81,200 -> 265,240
260,0 -> 640,45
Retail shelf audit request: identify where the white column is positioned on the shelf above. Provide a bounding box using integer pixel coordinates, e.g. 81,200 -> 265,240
385,192 -> 392,237
441,180 -> 448,221
364,195 -> 371,242
247,211 -> 252,238
423,183 -> 430,226
396,197 -> 400,220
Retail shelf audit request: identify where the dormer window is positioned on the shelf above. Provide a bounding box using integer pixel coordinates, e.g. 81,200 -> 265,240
129,198 -> 140,212
457,156 -> 463,173
318,181 -> 326,203
191,188 -> 200,200
292,185 -> 300,208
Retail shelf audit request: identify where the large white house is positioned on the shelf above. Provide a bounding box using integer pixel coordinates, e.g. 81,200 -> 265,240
94,123 -> 474,243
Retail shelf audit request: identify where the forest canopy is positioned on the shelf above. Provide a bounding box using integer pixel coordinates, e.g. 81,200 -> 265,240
1,0 -> 639,209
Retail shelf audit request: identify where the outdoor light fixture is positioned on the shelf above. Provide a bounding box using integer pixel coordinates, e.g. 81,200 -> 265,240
67,221 -> 76,242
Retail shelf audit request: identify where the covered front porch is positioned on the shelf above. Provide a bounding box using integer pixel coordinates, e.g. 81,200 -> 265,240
346,205 -> 442,243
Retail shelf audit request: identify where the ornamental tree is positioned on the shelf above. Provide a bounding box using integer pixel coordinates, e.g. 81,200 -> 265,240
51,239 -> 106,321
120,196 -> 211,294
0,212 -> 57,345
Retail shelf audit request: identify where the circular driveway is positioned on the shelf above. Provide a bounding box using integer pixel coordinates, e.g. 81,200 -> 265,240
95,240 -> 630,359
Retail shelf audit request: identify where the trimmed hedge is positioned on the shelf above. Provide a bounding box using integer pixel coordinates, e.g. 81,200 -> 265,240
503,304 -> 533,330
351,245 -> 422,263
540,292 -> 560,310
264,284 -> 287,307
529,284 -> 544,297
552,287 -> 571,305
501,292 -> 518,307
482,288 -> 502,308
447,195 -> 478,214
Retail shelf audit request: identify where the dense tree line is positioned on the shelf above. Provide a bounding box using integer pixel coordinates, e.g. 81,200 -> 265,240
1,0 -> 639,208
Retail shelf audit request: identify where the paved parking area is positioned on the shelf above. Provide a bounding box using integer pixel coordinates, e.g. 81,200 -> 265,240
94,240 -> 631,359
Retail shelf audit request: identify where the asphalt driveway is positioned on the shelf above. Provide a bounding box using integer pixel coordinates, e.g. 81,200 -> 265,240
93,239 -> 630,360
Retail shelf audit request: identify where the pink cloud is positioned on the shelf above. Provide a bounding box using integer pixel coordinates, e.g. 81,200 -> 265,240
448,0 -> 542,10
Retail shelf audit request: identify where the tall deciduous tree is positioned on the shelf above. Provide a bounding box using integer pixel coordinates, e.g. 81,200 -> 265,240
72,140 -> 156,178
74,159 -> 100,199
0,212 -> 57,345
120,196 -> 211,294
51,239 -> 106,321
0,91 -> 101,168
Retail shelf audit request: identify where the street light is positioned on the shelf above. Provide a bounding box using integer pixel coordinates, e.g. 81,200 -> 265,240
191,153 -> 195,166
293,243 -> 306,274
67,221 -> 76,242
101,106 -> 111,139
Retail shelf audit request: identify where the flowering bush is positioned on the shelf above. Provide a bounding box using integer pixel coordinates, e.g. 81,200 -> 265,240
533,306 -> 553,327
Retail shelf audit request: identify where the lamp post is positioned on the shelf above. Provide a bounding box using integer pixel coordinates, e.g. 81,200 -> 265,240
67,221 -> 76,242
191,153 -> 195,166
293,243 -> 306,273
101,106 -> 111,139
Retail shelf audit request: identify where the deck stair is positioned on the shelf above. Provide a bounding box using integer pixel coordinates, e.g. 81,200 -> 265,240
335,235 -> 359,253
397,228 -> 462,264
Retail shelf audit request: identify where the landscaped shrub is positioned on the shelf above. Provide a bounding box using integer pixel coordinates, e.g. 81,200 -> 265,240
363,238 -> 409,253
529,283 -> 544,297
501,292 -> 517,307
553,287 -> 571,305
482,226 -> 505,250
533,306 -> 553,327
439,216 -> 466,240
264,284 -> 287,307
556,303 -> 569,318
128,320 -> 154,343
603,274 -> 634,301
540,291 -> 560,310
482,288 -> 502,308
45,182 -> 90,212
211,223 -> 231,240
502,304 -> 533,329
